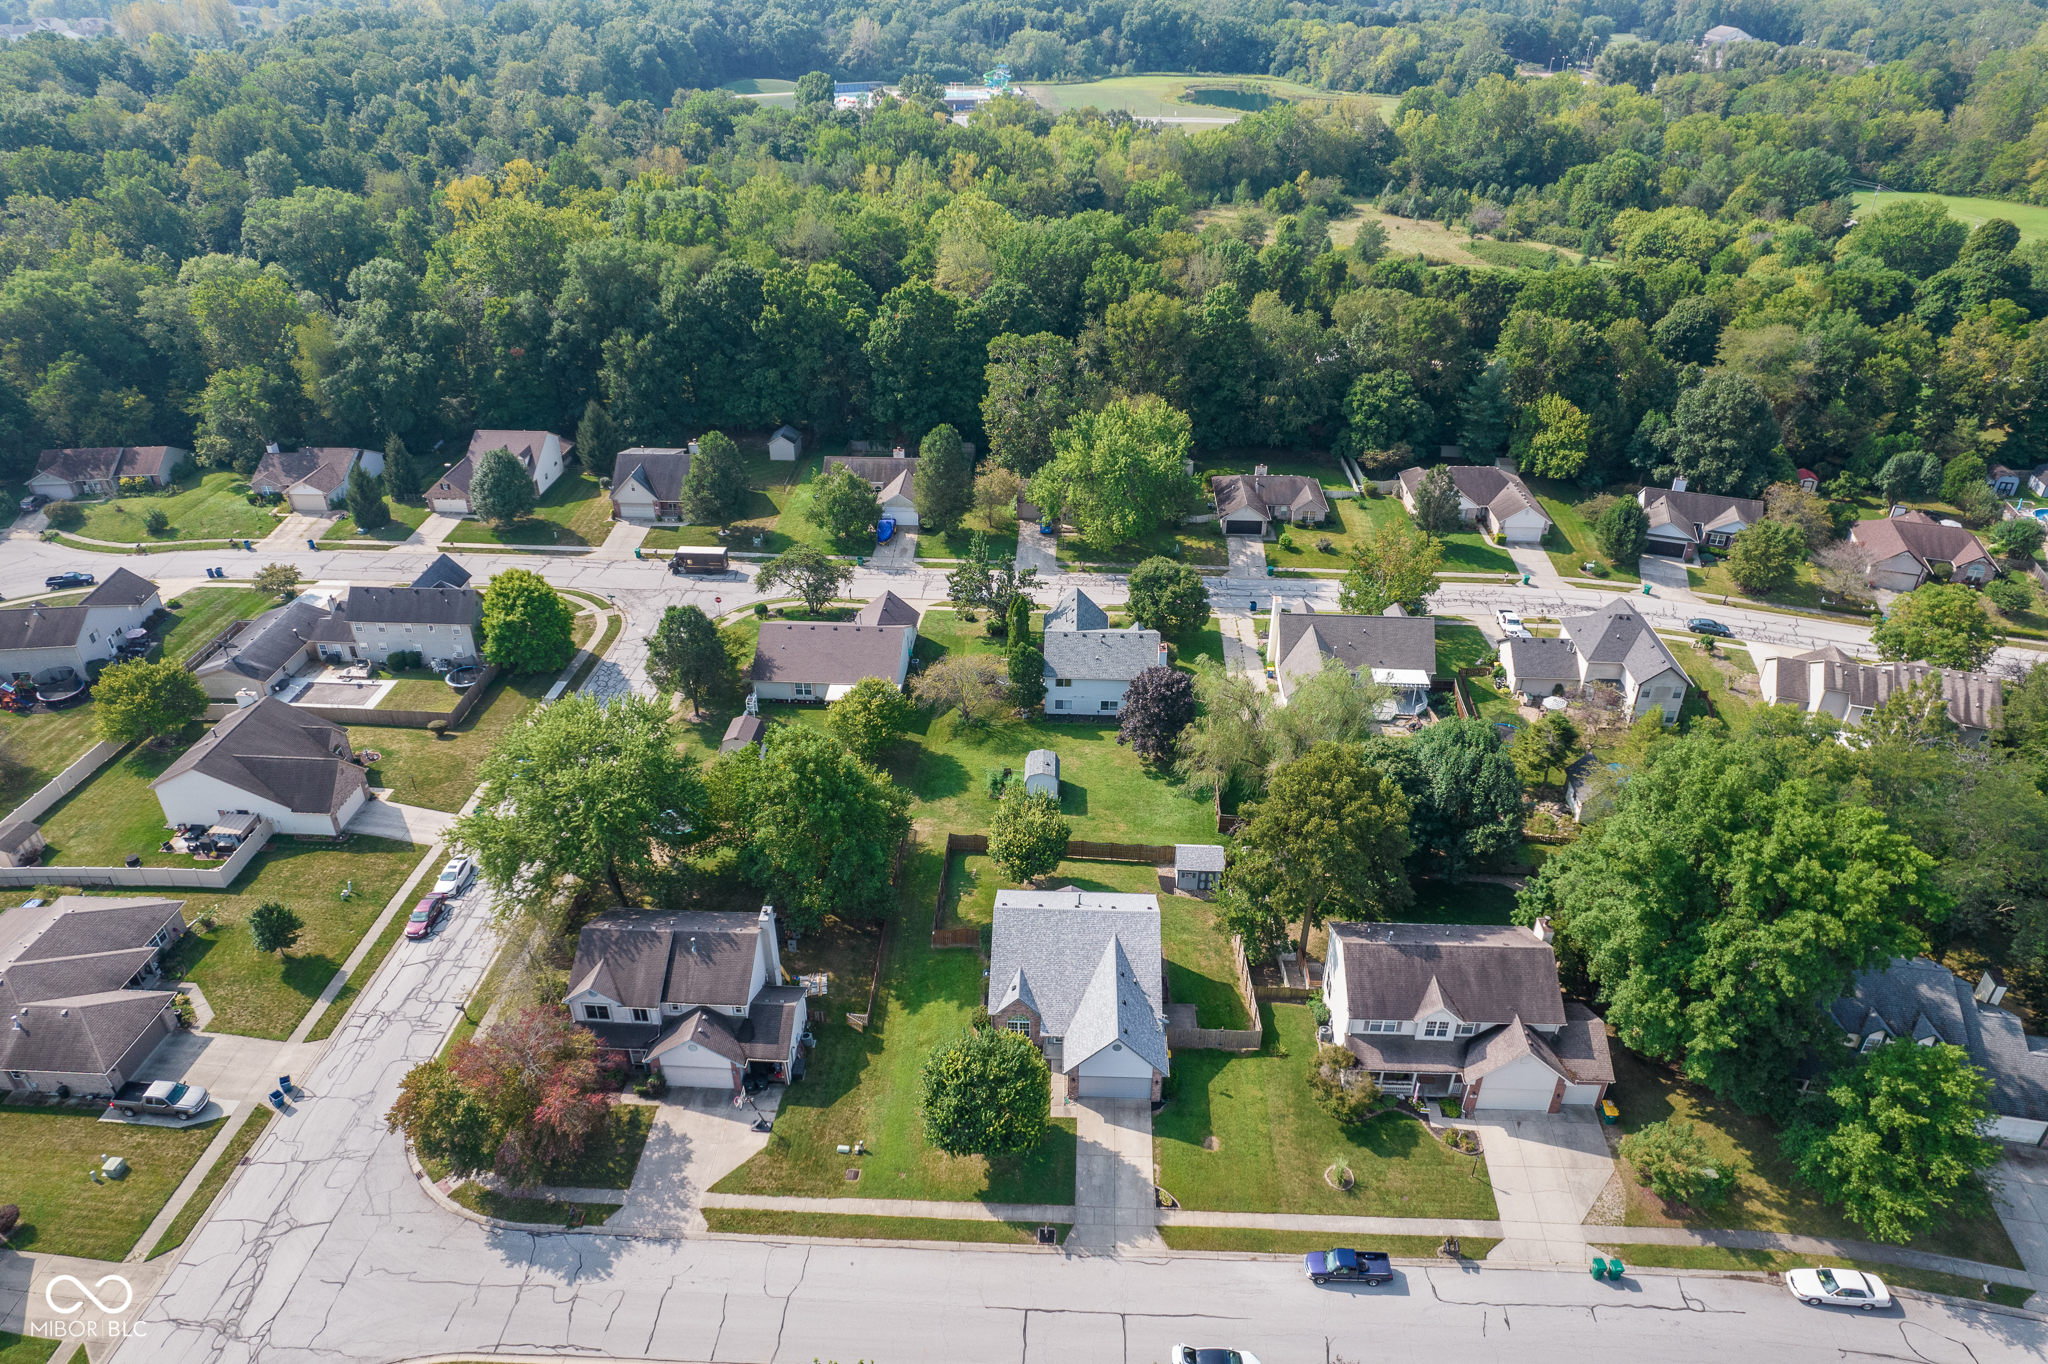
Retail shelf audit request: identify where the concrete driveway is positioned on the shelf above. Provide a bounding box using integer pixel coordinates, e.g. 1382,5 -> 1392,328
1227,535 -> 1266,578
1466,1109 -> 1616,1264
345,798 -> 455,844
1637,553 -> 1695,596
605,1087 -> 781,1233
1069,1096 -> 1163,1252
1996,1146 -> 2048,1309
869,529 -> 917,565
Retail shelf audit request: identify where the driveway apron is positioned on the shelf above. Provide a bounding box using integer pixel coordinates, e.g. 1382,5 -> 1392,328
1068,1097 -> 1163,1252
1468,1110 -> 1616,1265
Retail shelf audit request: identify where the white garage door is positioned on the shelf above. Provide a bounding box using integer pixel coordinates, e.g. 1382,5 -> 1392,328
1078,1074 -> 1150,1099
1475,1073 -> 1558,1111
663,1059 -> 735,1090
1561,1082 -> 1604,1106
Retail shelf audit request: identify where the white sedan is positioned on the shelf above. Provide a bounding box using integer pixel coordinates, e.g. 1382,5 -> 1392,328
1785,1266 -> 1891,1310
1495,609 -> 1532,639
1170,1348 -> 1261,1364
432,856 -> 476,898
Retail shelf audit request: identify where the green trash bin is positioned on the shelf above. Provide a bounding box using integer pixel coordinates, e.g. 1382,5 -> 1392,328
1590,1257 -> 1610,1279
1265,564 -> 1274,577
1601,1099 -> 1619,1125
1607,1257 -> 1626,1280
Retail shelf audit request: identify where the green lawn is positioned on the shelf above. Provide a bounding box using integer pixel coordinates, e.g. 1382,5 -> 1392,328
0,1103 -> 226,1260
1850,191 -> 2048,242
1606,1042 -> 2021,1268
1433,620 -> 1495,676
713,850 -> 1078,1204
1589,1242 -> 2034,1308
914,523 -> 1020,561
1690,560 -> 1834,613
376,671 -> 463,712
1676,642 -> 1758,730
1193,454 -> 1349,486
0,1332 -> 63,1364
1027,73 -> 1340,118
1053,519 -> 1228,566
1156,1002 -> 1501,1218
157,585 -> 277,666
448,1183 -> 620,1225
1350,495 -> 1515,574
640,450 -> 816,553
704,1209 -> 1065,1243
36,738 -> 195,868
350,671 -> 554,811
320,499 -> 431,544
1260,498 -> 1381,570
69,470 -> 273,544
443,470 -> 613,547
1528,480 -> 1642,583
1161,1227 -> 1502,1257
147,1106 -> 274,1258
0,702 -> 101,810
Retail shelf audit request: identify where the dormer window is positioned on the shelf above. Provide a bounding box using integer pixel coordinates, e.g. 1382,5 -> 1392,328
1860,1031 -> 1885,1051
584,1004 -> 611,1021
1422,1020 -> 1451,1039
1456,1023 -> 1478,1036
630,1008 -> 650,1023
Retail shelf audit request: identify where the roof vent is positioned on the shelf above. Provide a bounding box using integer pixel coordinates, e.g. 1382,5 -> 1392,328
689,935 -> 698,954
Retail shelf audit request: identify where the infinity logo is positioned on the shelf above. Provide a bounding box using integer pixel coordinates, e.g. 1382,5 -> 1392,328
45,1274 -> 133,1316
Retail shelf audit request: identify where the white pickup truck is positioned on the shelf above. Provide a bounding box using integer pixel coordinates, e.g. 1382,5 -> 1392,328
110,1079 -> 210,1118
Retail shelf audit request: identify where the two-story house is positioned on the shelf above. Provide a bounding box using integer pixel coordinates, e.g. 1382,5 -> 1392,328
430,430 -> 571,516
0,567 -> 160,685
1323,920 -> 1613,1113
330,586 -> 481,667
1758,645 -> 2002,743
565,906 -> 807,1090
1636,482 -> 1767,559
251,447 -> 385,515
1500,598 -> 1689,722
1041,587 -> 1167,719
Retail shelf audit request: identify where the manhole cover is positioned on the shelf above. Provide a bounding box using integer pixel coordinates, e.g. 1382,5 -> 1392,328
844,1168 -> 860,1181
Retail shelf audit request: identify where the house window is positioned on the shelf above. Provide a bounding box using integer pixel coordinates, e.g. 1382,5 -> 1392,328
1100,700 -> 1118,712
793,682 -> 813,697
1006,1017 -> 1030,1034
1054,678 -> 1071,687
1364,1020 -> 1401,1033
1043,1034 -> 1064,1045
584,1004 -> 612,1021
1422,1020 -> 1451,1039
1053,699 -> 1068,710
630,1008 -> 651,1023
1455,1023 -> 1478,1036
1860,1031 -> 1886,1051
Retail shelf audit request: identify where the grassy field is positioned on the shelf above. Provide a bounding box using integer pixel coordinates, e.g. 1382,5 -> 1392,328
1468,239 -> 1575,270
703,1209 -> 1065,1243
69,471 -> 273,544
157,585 -> 277,665
1156,1002 -> 1501,1219
1352,495 -> 1516,574
320,499 -> 431,544
1053,518 -> 1228,566
1024,73 -> 1382,119
940,855 -> 1250,1030
443,470 -> 613,547
147,1106 -> 274,1259
0,702 -> 101,810
1529,480 -> 1642,583
915,523 -> 1020,561
1160,1227 -> 1502,1257
640,450 -> 814,553
0,1103 -> 225,1260
1329,206 -> 1495,269
350,671 -> 554,811
1606,1042 -> 2021,1269
1591,1242 -> 2034,1309
1851,191 -> 2048,242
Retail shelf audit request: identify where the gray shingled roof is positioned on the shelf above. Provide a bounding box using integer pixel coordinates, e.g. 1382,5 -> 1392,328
1503,636 -> 1578,682
1639,487 -> 1765,542
1041,629 -> 1162,683
79,567 -> 158,609
192,598 -> 330,681
1270,612 -> 1435,678
0,983 -> 174,1079
36,446 -> 124,482
1851,512 -> 1993,574
152,697 -> 365,815
1764,646 -> 2002,732
0,601 -> 88,651
0,895 -> 185,1082
1831,957 -> 2048,1123
1063,935 -> 1172,1076
611,448 -> 691,502
1398,464 -> 1546,526
1462,1016 -> 1571,1084
5,947 -> 159,1002
12,899 -> 182,962
1174,844 -> 1225,872
252,447 -> 365,494
719,714 -> 767,754
1327,922 -> 1567,1028
1025,749 -> 1058,780
1043,588 -> 1107,633
568,910 -> 763,1009
411,554 -> 471,589
1211,473 -> 1330,522
988,889 -> 1166,1072
1560,600 -> 1685,685
652,1007 -> 747,1067
855,590 -> 919,627
825,455 -> 916,505
340,585 -> 481,626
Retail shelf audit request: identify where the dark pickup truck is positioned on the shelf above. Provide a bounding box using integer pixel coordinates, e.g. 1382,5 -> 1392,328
1305,1248 -> 1393,1286
110,1079 -> 210,1118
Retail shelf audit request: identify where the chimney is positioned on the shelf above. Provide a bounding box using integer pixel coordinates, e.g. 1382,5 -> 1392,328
689,935 -> 698,955
1158,644 -> 1170,668
1255,464 -> 1268,477
892,446 -> 906,459
1531,917 -> 1554,944
1671,476 -> 1688,493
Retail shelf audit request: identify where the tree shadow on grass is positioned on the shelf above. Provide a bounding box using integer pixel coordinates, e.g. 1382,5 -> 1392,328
279,952 -> 343,1003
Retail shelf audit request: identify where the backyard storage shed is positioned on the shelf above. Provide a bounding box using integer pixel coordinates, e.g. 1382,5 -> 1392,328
1023,749 -> 1059,797
1174,844 -> 1224,892
769,425 -> 802,461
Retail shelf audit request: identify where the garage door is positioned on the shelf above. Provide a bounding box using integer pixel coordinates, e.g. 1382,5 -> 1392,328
1223,520 -> 1265,536
1643,538 -> 1688,557
663,1058 -> 735,1090
1475,1073 -> 1558,1110
1078,1074 -> 1151,1099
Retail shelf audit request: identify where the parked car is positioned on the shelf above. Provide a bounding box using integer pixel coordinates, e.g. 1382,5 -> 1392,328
404,894 -> 450,940
432,856 -> 475,898
44,571 -> 94,590
1170,1348 -> 1261,1364
876,517 -> 896,543
1495,609 -> 1531,639
110,1079 -> 211,1118
1785,1267 -> 1890,1310
18,493 -> 47,513
1687,618 -> 1734,638
1304,1248 -> 1392,1285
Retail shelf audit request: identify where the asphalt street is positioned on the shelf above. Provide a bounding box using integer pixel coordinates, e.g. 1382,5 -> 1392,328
14,532 -> 2032,1363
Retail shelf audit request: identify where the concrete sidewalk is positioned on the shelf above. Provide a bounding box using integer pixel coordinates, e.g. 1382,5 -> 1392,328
699,1193 -> 1075,1224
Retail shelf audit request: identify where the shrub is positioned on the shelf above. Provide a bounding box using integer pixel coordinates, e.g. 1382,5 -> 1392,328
1983,576 -> 2033,614
636,1072 -> 668,1100
1620,1118 -> 1729,1209
753,602 -> 768,618
1308,1043 -> 1381,1124
144,507 -> 170,533
1279,532 -> 1295,550
0,1203 -> 18,1242
43,500 -> 83,529
427,719 -> 448,737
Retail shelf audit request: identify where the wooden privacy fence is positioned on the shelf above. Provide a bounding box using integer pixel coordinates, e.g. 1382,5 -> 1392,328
932,832 -> 1182,948
0,820 -> 273,889
1166,934 -> 1264,1053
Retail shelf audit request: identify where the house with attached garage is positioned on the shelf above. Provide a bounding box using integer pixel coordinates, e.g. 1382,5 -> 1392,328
1324,920 -> 1613,1113
429,430 -> 570,516
1041,588 -> 1167,719
1211,471 -> 1330,539
1499,598 -> 1688,722
0,897 -> 188,1096
251,446 -> 385,515
608,447 -> 692,521
749,618 -> 915,702
0,567 -> 160,685
1849,511 -> 1996,593
824,453 -> 920,528
1816,958 -> 2048,1146
1395,464 -> 1551,545
1758,645 -> 2002,744
1264,603 -> 1436,714
564,905 -> 806,1090
189,596 -> 349,699
150,696 -> 366,835
1635,482 -> 1767,560
329,585 -> 481,666
30,446 -> 187,501
987,888 -> 1170,1101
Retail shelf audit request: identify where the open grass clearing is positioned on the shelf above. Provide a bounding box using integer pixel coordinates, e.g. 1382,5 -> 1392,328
1350,495 -> 1516,573
1468,239 -> 1576,271
69,471 -> 273,545
320,499 -> 431,545
375,670 -> 464,712
703,1209 -> 1065,1243
442,470 -> 613,547
914,524 -> 1019,561
1054,517 -> 1228,567
0,1102 -> 225,1260
1331,207 -> 1493,268
1023,73 -> 1342,119
157,585 -> 277,666
1160,1227 -> 1503,1258
1850,191 -> 2048,243
1606,1041 -> 2021,1268
349,670 -> 554,812
0,701 -> 101,811
147,1105 -> 274,1259
1156,1002 -> 1500,1219
1590,1242 -> 2034,1309
1528,480 -> 1641,584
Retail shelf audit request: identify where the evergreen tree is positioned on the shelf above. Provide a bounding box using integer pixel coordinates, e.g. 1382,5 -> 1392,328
679,429 -> 751,527
346,460 -> 390,531
382,433 -> 418,498
576,400 -> 621,473
470,446 -> 537,525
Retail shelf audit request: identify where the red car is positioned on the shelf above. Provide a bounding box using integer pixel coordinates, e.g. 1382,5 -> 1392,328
404,893 -> 449,940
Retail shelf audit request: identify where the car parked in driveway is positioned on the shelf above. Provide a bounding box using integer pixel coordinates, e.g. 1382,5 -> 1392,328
1687,618 -> 1734,637
1304,1248 -> 1392,1285
1785,1267 -> 1890,1310
44,571 -> 94,590
1495,609 -> 1531,639
432,856 -> 474,898
18,493 -> 48,513
876,517 -> 895,543
404,893 -> 450,940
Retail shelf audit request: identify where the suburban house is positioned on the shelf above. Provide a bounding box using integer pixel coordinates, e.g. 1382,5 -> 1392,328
608,447 -> 691,521
855,590 -> 919,627
565,905 -> 806,1089
411,554 -> 471,590
150,697 -> 366,835
0,897 -> 188,1096
251,447 -> 385,515
1636,483 -> 1767,559
1817,959 -> 2048,1146
1500,598 -> 1690,722
1264,603 -> 1436,713
1174,844 -> 1223,893
1024,749 -> 1059,797
1759,645 -> 2002,743
769,425 -> 802,461
0,567 -> 160,685
190,596 -> 348,699
1324,920 -> 1613,1112
1396,465 -> 1551,545
1988,464 -> 2044,498
1850,512 -> 1996,592
718,714 -> 767,755
1211,472 -> 1330,539
330,586 -> 482,667
429,430 -> 570,516
987,888 -> 1170,1101
1041,587 -> 1166,718
824,453 -> 919,528
750,620 -> 915,702
30,446 -> 187,501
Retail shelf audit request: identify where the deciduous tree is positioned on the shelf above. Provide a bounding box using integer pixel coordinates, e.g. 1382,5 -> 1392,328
1595,497 -> 1649,565
1620,1120 -> 1728,1209
972,466 -> 1022,531
920,1027 -> 1050,1157
254,562 -> 301,597
1407,718 -> 1524,876
729,724 -> 911,931
249,900 -> 304,955
826,675 -> 915,762
1338,517 -> 1443,616
1027,395 -> 1193,555
645,604 -> 736,716
1514,710 -> 1582,796
480,568 -> 575,674
1117,665 -> 1196,763
92,659 -> 206,748
911,654 -> 1009,727
914,423 -> 972,535
981,331 -> 1092,476
756,545 -> 854,614
1872,584 -> 1998,670
445,1006 -> 617,1189
989,786 -> 1070,885
1724,518 -> 1808,594
1513,392 -> 1589,479
1125,556 -> 1209,637
1412,464 -> 1461,536
809,464 -> 882,544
